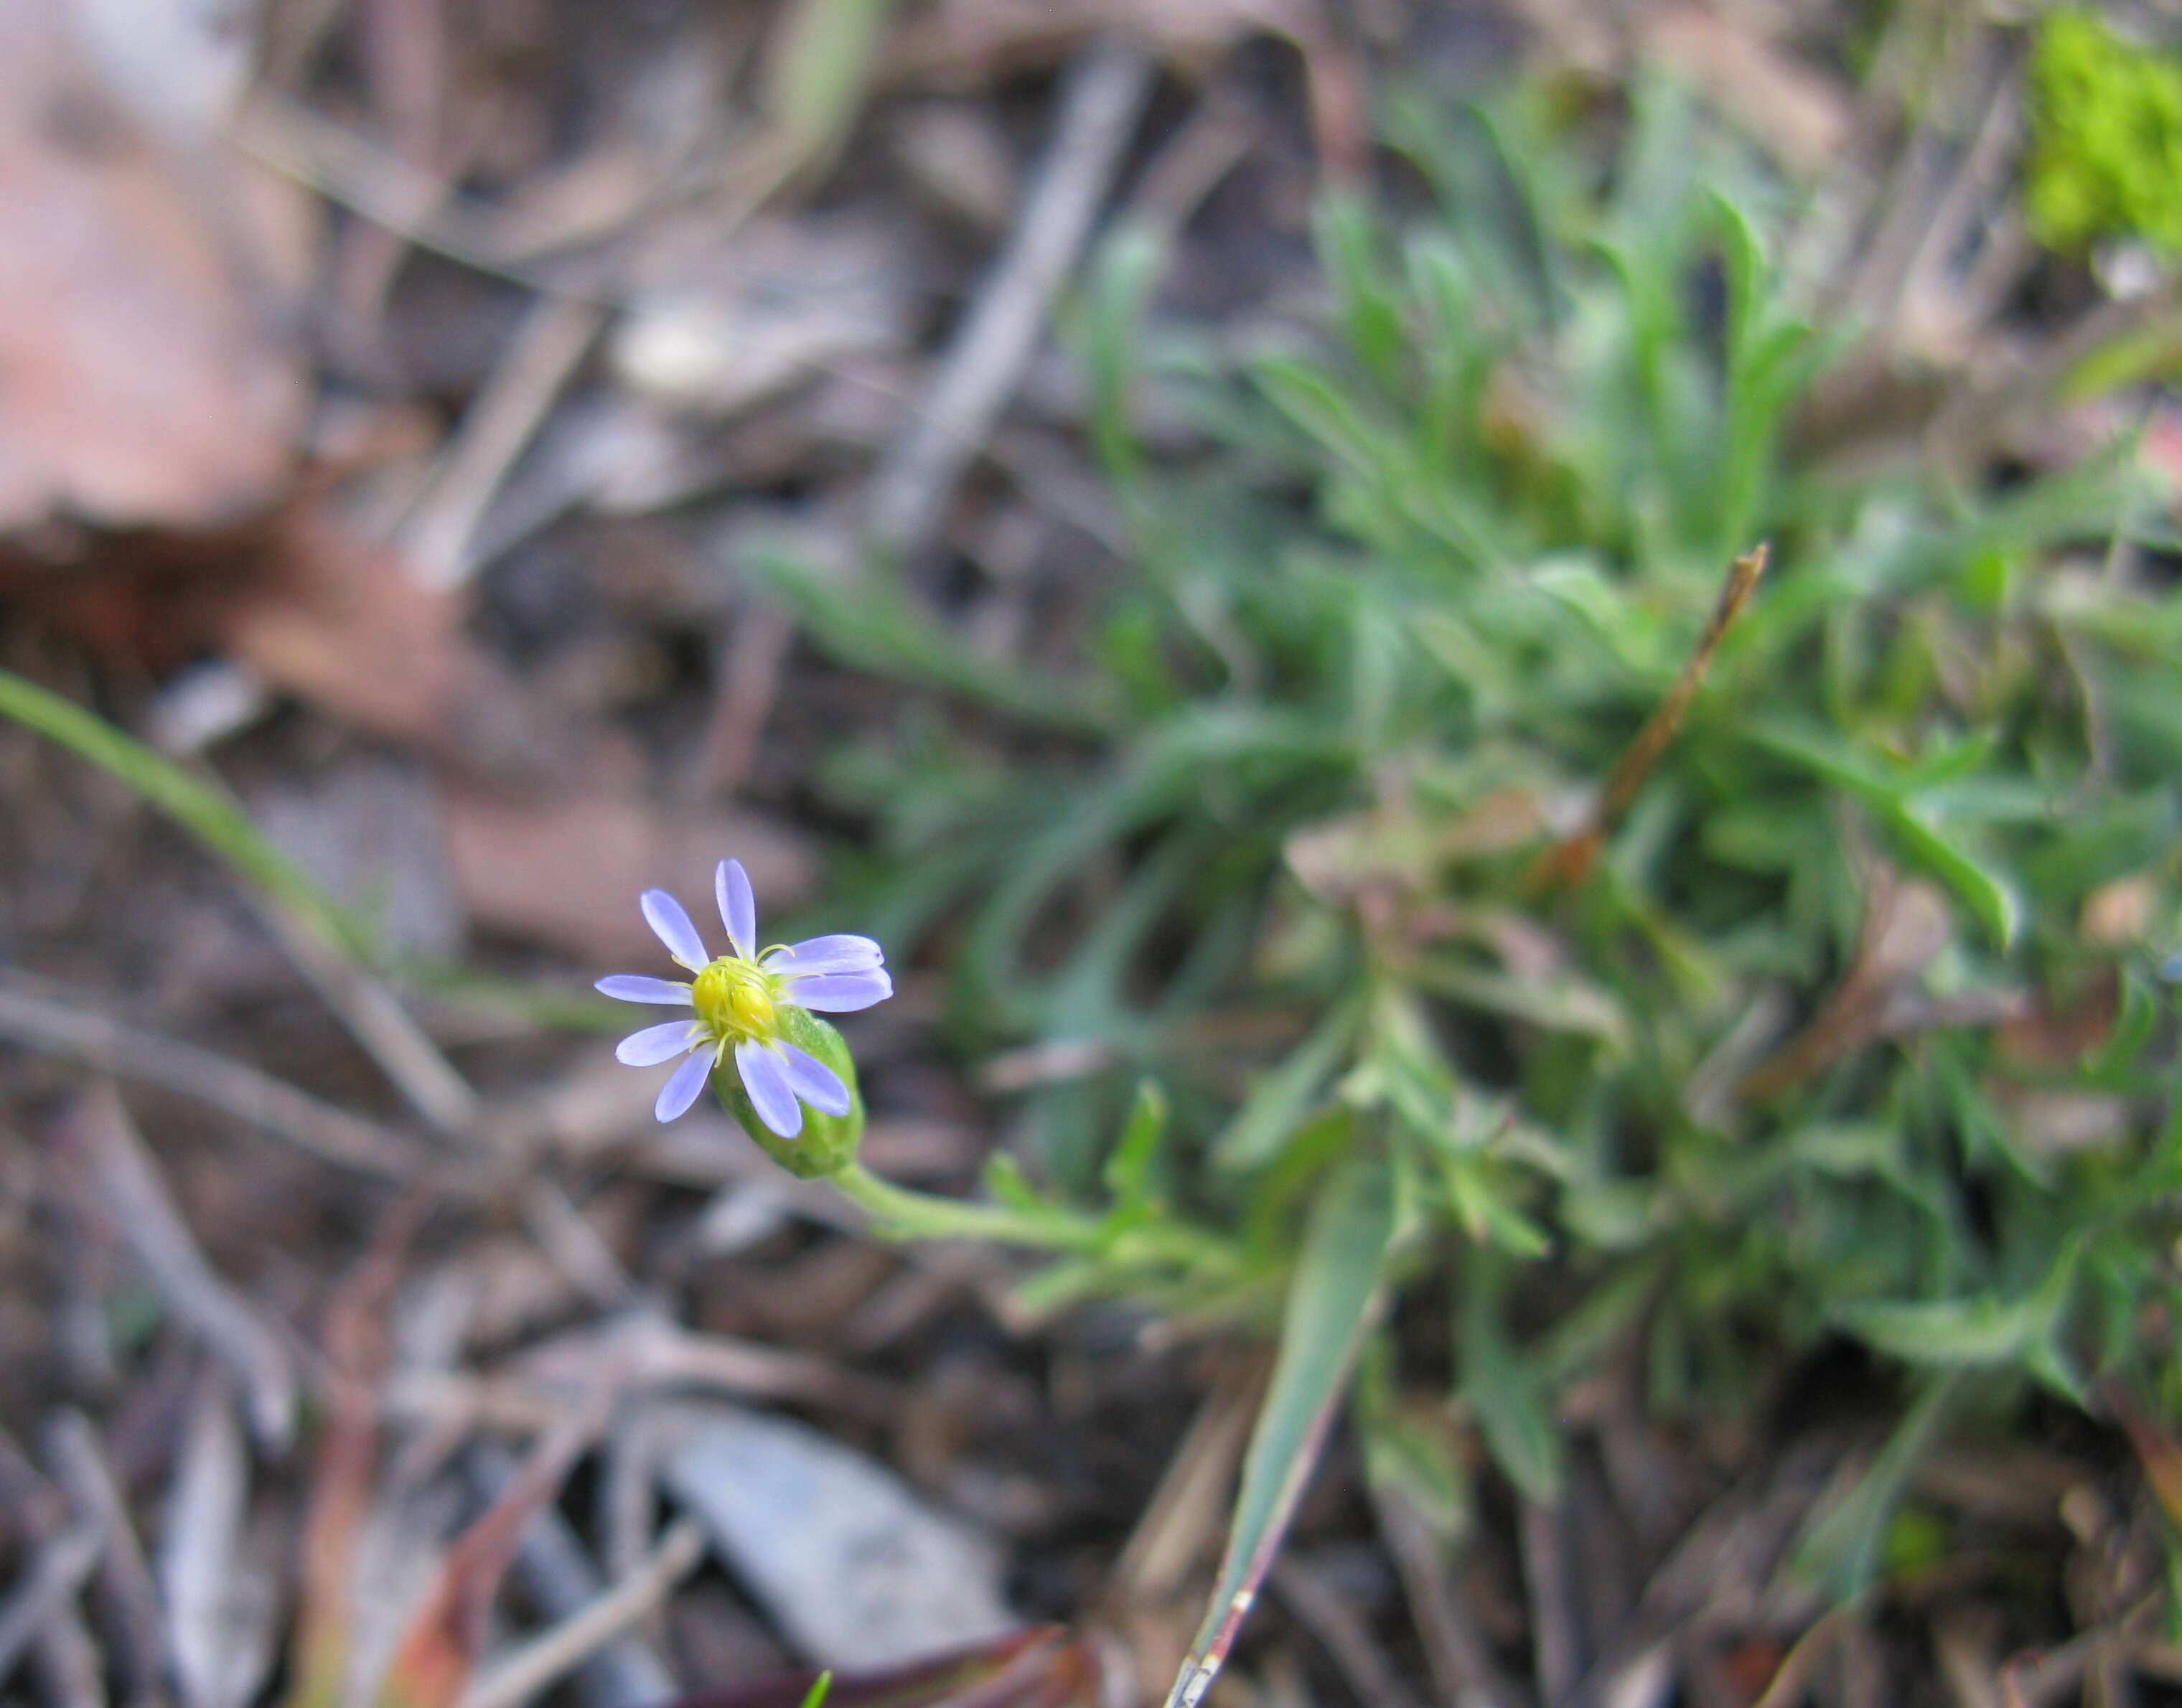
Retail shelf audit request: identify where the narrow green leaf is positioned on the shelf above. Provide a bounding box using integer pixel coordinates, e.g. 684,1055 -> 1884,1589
1214,998 -> 1363,1171
1103,1079 -> 1170,1211
1164,1158 -> 1395,1708
1791,1375 -> 1962,1600
1457,1245 -> 1564,1503
745,545 -> 1118,735
0,667 -> 360,955
764,0 -> 896,164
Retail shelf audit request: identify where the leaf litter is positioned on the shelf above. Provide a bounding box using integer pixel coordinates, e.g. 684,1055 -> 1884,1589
0,2 -> 2178,1707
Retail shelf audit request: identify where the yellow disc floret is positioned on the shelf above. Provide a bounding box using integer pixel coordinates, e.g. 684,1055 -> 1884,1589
691,955 -> 779,1043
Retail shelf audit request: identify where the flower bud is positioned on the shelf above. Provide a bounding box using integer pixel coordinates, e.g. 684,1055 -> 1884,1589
711,1006 -> 865,1178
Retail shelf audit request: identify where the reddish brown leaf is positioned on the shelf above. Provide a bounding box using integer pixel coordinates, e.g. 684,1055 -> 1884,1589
0,0 -> 307,530
443,785 -> 813,964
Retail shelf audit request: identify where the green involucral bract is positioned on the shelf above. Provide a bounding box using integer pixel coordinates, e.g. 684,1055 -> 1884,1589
711,1006 -> 866,1178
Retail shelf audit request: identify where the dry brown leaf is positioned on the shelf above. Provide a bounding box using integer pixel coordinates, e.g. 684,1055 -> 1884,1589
1641,7 -> 1852,179
442,785 -> 813,965
218,513 -> 474,745
0,0 -> 306,530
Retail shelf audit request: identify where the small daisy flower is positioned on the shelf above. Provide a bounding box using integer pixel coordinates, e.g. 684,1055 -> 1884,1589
596,859 -> 891,1133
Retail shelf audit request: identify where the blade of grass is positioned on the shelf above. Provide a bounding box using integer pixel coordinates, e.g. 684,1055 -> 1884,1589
0,667 -> 478,1131
745,545 -> 1120,736
1162,1157 -> 1397,1708
0,667 -> 356,952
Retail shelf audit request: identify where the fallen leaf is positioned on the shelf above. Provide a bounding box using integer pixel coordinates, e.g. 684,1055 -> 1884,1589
161,1372 -> 284,1708
656,1401 -> 1018,1670
217,504 -> 610,784
1641,7 -> 1852,179
443,787 -> 812,965
613,215 -> 914,417
0,0 -> 306,529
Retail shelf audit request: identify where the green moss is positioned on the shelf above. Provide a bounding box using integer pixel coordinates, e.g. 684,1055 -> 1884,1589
2027,9 -> 2182,253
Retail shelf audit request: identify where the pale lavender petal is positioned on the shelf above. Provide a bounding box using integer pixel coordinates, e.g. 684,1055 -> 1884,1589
717,859 -> 757,960
736,1041 -> 802,1138
641,889 -> 709,971
655,1051 -> 713,1122
782,969 -> 893,1013
774,1042 -> 851,1117
765,934 -> 884,977
617,1020 -> 698,1066
595,975 -> 694,1005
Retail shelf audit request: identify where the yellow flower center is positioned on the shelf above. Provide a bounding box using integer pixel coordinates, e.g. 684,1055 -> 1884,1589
691,957 -> 779,1042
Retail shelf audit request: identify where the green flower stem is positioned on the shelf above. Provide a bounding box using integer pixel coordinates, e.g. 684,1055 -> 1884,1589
831,1162 -> 1109,1249
830,1163 -> 1252,1287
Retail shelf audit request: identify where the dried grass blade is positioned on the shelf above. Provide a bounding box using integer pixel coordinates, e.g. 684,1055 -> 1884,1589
1532,543 -> 1769,891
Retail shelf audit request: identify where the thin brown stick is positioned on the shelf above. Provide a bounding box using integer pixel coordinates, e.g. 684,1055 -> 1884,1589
400,295 -> 607,591
1112,1368 -> 1261,1605
256,893 -> 481,1137
31,1603 -> 105,1708
864,37 -> 1155,559
60,1086 -> 299,1450
1270,1554 -> 1428,1708
458,1520 -> 706,1708
689,606 -> 795,802
0,1525 -> 103,1686
45,1413 -> 170,1708
0,975 -> 415,1178
1369,1481 -> 1522,1708
1532,543 -> 1769,891
1750,1606 -> 1854,1708
1520,1496 -> 1581,1708
467,1441 -> 678,1708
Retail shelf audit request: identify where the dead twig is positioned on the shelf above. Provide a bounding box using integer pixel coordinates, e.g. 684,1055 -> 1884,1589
865,36 -> 1156,559
256,892 -> 482,1138
0,1524 -> 104,1689
401,295 -> 608,591
230,93 -> 604,294
1111,1365 -> 1261,1617
1520,1496 -> 1581,1708
520,1180 -> 638,1309
1370,1481 -> 1524,1708
1532,543 -> 1769,891
1749,1606 -> 1855,1708
688,605 -> 796,802
45,1412 -> 171,1708
459,1519 -> 706,1708
1271,1552 -> 1428,1708
59,1084 -> 298,1450
31,1600 -> 106,1708
0,974 -> 416,1178
467,1443 -> 678,1708
1736,872 -> 1958,1103
1,1429 -> 115,1708
161,1374 -> 278,1708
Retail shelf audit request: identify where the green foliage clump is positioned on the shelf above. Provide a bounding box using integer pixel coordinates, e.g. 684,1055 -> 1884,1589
2027,9 -> 2182,253
763,76 -> 2182,1600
